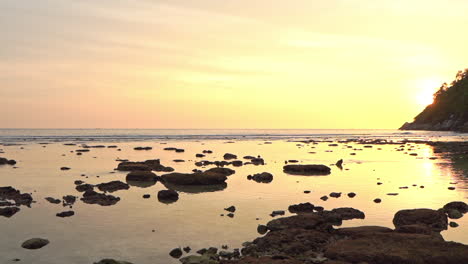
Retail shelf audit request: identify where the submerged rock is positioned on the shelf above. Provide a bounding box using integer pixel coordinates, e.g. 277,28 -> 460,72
21,238 -> 49,250
283,164 -> 331,175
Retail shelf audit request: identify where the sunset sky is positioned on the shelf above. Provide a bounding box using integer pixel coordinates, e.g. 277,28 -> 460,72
1,0 -> 468,129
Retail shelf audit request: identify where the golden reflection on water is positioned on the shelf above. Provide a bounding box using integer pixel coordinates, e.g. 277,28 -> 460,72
0,140 -> 466,263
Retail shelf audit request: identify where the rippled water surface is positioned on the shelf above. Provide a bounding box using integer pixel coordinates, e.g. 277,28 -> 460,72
0,134 -> 467,263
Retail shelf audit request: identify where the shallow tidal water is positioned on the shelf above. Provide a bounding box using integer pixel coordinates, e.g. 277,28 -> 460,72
0,139 -> 467,264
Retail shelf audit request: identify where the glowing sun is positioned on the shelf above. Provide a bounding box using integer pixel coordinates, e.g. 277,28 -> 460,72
415,78 -> 439,106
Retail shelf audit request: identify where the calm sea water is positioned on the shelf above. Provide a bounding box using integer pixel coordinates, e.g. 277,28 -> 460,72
0,129 -> 467,263
1,129 -> 468,143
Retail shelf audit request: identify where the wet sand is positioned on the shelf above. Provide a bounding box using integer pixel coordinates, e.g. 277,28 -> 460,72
0,139 -> 467,263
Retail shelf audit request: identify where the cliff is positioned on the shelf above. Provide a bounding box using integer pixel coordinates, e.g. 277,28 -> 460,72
400,69 -> 468,132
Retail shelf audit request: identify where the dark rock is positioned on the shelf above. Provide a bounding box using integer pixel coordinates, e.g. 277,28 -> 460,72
62,195 -> 76,205
223,153 -> 237,160
134,146 -> 152,150
395,224 -> 435,235
93,259 -> 133,264
325,231 -> 468,264
266,214 -> 330,231
320,196 -> 328,201
288,202 -> 314,214
196,154 -> 205,158
249,172 -> 273,183
0,207 -> 20,217
443,201 -> 468,214
169,248 -> 183,258
97,181 -> 130,193
374,198 -> 382,203
74,180 -> 84,185
225,206 -> 236,212
157,190 -> 179,202
76,183 -> 94,192
450,222 -> 459,228
330,207 -> 365,220
446,209 -> 463,219
126,171 -> 157,182
60,167 -> 71,170
347,192 -> 356,198
45,197 -> 61,204
251,158 -> 265,165
142,194 -> 150,199
164,147 -> 178,151
393,208 -> 448,232
0,186 -> 33,206
117,162 -> 151,171
81,190 -> 120,206
271,210 -> 285,217
175,149 -> 185,153
283,164 -> 331,175
0,157 -> 16,165
56,211 -> 74,217
161,167 -> 233,185
330,192 -> 341,198
21,238 -> 49,250
232,160 -> 243,167
257,225 -> 268,234
183,246 -> 191,253
336,159 -> 343,169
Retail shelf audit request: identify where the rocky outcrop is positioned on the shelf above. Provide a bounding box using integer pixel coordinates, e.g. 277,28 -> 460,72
400,68 -> 468,132
220,205 -> 468,264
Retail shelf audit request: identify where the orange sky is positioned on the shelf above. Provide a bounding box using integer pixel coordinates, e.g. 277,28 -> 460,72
1,0 -> 468,129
